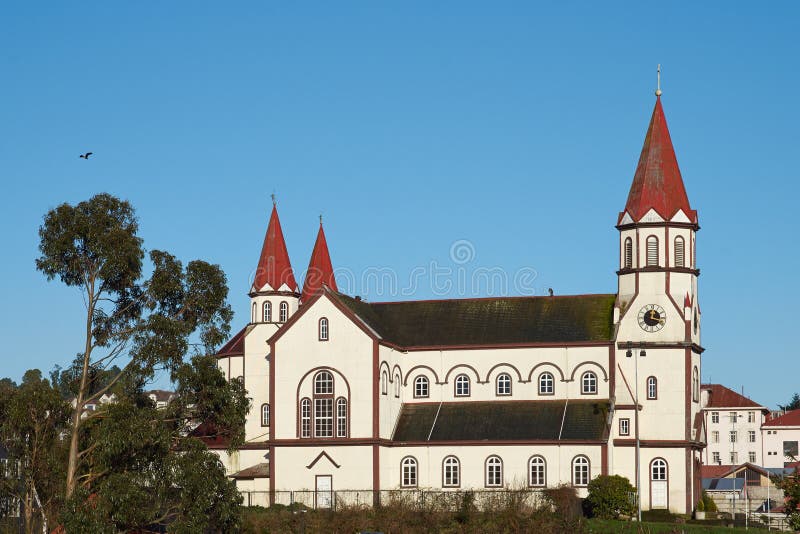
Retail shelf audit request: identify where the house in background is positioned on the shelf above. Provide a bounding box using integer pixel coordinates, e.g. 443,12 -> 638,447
700,384 -> 769,467
762,409 -> 800,468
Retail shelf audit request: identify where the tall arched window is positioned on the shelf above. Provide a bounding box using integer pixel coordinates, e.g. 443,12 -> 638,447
485,456 -> 503,487
336,397 -> 347,437
381,371 -> 388,395
528,456 -> 546,487
263,301 -> 271,322
650,458 -> 669,509
454,374 -> 470,397
647,376 -> 657,400
401,456 -> 418,487
252,302 -> 257,323
313,371 -> 334,438
572,456 -> 590,486
394,375 -> 401,398
319,317 -> 329,341
651,458 -> 667,481
581,371 -> 597,394
261,403 -> 270,427
693,366 -> 699,402
539,372 -> 554,395
646,236 -> 659,267
414,376 -> 429,398
624,237 -> 633,269
496,373 -> 512,396
443,456 -> 460,487
278,301 -> 288,322
300,398 -> 311,438
674,236 -> 685,267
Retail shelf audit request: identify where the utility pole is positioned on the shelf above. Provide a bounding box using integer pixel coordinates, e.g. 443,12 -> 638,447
627,344 -> 645,523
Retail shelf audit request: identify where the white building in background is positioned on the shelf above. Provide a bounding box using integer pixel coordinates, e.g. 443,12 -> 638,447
210,88 -> 706,514
762,410 -> 800,469
700,384 -> 769,467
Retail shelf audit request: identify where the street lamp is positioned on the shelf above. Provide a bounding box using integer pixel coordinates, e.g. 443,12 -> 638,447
627,344 -> 646,523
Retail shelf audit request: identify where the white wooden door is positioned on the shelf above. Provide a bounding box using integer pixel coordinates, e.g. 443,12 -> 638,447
316,475 -> 332,509
651,480 -> 668,509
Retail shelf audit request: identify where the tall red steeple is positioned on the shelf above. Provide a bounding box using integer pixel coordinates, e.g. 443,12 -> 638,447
252,200 -> 298,293
301,218 -> 337,302
620,95 -> 697,224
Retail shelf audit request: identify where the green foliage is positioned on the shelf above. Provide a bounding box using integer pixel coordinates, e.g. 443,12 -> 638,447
781,392 -> 800,411
702,490 -> 717,512
585,474 -> 636,519
774,466 -> 800,530
695,497 -> 705,511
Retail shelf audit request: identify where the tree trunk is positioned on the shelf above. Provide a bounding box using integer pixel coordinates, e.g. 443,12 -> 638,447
24,487 -> 34,534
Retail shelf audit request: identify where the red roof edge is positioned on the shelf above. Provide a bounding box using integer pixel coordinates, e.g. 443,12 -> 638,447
216,327 -> 247,358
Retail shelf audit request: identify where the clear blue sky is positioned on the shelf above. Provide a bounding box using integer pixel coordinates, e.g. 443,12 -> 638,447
1,2 -> 797,408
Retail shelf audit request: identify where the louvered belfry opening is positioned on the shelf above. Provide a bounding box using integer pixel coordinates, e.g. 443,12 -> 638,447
674,236 -> 685,267
624,237 -> 633,268
646,236 -> 659,266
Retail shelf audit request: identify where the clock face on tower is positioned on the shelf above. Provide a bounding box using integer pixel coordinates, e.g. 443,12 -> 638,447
638,304 -> 666,332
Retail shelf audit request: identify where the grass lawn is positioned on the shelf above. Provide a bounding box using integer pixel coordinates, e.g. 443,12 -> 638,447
587,518 -> 772,533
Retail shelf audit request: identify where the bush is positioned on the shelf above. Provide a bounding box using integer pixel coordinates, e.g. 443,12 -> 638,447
585,475 -> 636,519
696,498 -> 705,512
701,491 -> 717,512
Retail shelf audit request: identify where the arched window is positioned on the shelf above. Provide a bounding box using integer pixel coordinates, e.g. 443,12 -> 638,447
319,317 -> 329,341
646,236 -> 659,267
279,301 -> 289,322
581,371 -> 597,394
261,403 -> 270,427
674,236 -> 685,267
454,374 -> 470,397
401,456 -> 418,487
651,458 -> 667,481
572,456 -> 590,486
485,456 -> 503,487
528,456 -> 546,487
263,301 -> 271,322
443,456 -> 460,487
252,302 -> 257,323
300,398 -> 311,438
624,237 -> 633,269
496,373 -> 512,396
693,366 -> 699,403
414,376 -> 429,398
313,371 -> 334,438
538,372 -> 554,395
336,397 -> 347,437
381,371 -> 388,395
394,375 -> 401,398
647,376 -> 657,400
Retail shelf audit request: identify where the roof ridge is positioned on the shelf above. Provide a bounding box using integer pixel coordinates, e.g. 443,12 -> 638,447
354,292 -> 616,306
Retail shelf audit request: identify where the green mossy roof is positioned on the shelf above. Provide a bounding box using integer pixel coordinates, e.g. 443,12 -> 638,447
392,400 -> 609,442
332,293 -> 616,347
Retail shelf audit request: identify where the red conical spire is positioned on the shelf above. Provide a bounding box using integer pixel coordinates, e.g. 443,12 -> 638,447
620,96 -> 696,224
253,201 -> 298,292
301,218 -> 337,302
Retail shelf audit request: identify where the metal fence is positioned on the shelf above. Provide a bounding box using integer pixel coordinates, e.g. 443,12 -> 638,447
244,489 -> 548,512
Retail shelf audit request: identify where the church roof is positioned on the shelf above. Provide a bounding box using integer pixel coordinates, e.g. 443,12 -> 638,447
620,96 -> 697,224
331,292 -> 616,348
215,326 -> 247,357
301,223 -> 337,302
253,204 -> 298,292
701,384 -> 766,410
392,400 -> 609,442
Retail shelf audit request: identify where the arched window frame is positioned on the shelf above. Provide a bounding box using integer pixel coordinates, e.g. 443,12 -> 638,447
624,237 -> 633,269
496,373 -> 512,396
414,376 -> 429,398
572,455 -> 590,487
581,371 -> 598,395
394,374 -> 401,398
401,456 -> 418,488
261,403 -> 270,427
692,366 -> 699,403
538,372 -> 554,395
300,398 -> 311,438
454,374 -> 470,397
318,317 -> 329,341
674,236 -> 685,267
442,456 -> 460,488
263,301 -> 271,322
336,397 -> 347,438
528,455 -> 546,487
485,455 -> 504,487
651,458 -> 668,481
381,371 -> 388,395
279,301 -> 289,322
313,371 -> 334,438
252,302 -> 257,323
647,376 -> 657,400
646,235 -> 659,267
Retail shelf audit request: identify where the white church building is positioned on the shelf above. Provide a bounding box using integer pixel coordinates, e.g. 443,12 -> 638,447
210,90 -> 706,514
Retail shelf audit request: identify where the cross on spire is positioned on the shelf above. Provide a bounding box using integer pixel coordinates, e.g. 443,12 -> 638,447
271,192 -> 276,206
655,64 -> 662,97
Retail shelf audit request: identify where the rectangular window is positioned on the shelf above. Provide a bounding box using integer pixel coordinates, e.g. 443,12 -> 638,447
711,412 -> 719,424
749,452 -> 756,463
748,430 -> 756,443
730,451 -> 738,464
748,411 -> 755,423
729,412 -> 738,422
619,418 -> 630,436
314,398 -> 333,438
784,441 -> 799,458
730,430 -> 737,443
336,400 -> 347,438
301,401 -> 311,438
711,431 -> 719,443
712,452 -> 720,464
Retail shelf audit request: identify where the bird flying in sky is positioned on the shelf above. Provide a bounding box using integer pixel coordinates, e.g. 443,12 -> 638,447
79,152 -> 93,159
